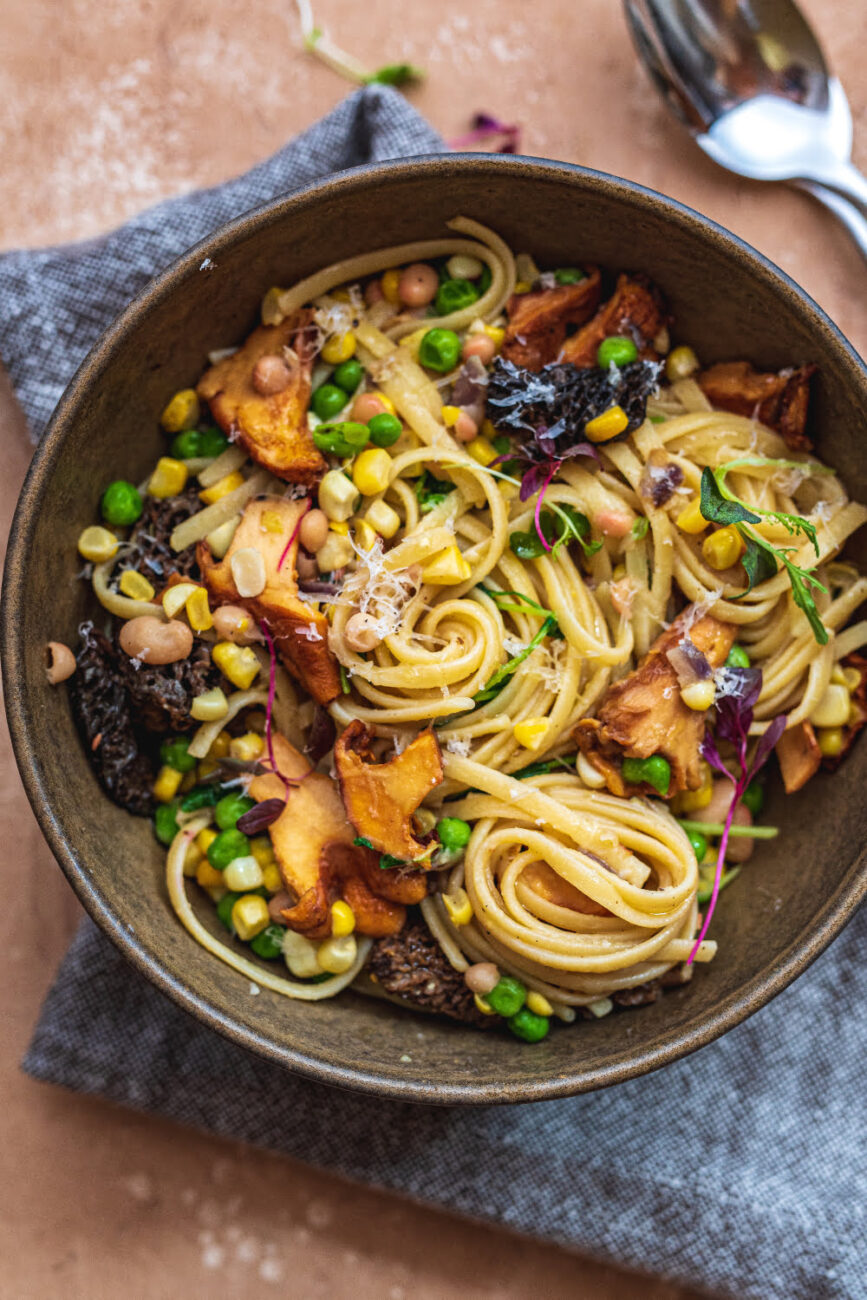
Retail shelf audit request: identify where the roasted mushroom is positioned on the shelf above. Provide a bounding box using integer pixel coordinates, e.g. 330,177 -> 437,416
501,270 -> 601,370
334,721 -> 444,862
697,360 -> 816,452
775,720 -> 821,793
198,496 -> 340,705
249,732 -> 426,939
575,611 -> 736,796
560,273 -> 668,367
197,311 -> 326,484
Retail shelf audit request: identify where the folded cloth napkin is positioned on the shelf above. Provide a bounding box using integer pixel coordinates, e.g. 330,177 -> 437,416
4,85 -> 865,1300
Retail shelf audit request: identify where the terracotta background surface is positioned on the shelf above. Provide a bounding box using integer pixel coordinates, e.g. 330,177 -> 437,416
1,1 -> 864,1296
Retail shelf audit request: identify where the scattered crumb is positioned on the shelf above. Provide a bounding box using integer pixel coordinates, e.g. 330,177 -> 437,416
249,981 -> 261,996
399,1053 -> 413,1063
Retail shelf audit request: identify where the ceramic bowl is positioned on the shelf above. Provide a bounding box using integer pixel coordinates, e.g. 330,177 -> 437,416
4,155 -> 866,1103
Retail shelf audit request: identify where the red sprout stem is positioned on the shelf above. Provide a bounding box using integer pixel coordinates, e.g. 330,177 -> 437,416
533,462 -> 558,552
278,498 -> 311,571
687,778 -> 743,964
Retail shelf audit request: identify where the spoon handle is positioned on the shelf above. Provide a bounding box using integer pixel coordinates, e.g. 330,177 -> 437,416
801,160 -> 867,217
794,181 -> 867,261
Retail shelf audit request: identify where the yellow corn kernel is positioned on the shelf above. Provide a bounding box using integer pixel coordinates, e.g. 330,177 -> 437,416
481,419 -> 498,440
197,758 -> 219,780
612,563 -> 627,582
196,827 -> 219,855
420,544 -> 472,586
229,731 -> 265,762
441,404 -> 462,427
674,761 -> 713,813
316,532 -> 354,572
223,856 -> 264,892
186,586 -> 213,632
331,900 -> 356,937
676,496 -> 707,535
231,894 -> 270,941
330,288 -> 352,303
153,765 -> 183,803
680,680 -> 716,711
318,468 -> 359,522
211,642 -> 261,690
182,839 -> 203,877
262,862 -> 283,894
817,726 -> 845,758
160,388 -> 200,433
199,470 -> 245,506
210,732 -> 231,759
443,888 -> 473,927
483,325 -> 505,348
513,717 -> 551,751
665,345 -> 700,382
354,518 -> 379,551
585,404 -> 629,442
352,447 -> 392,496
118,570 -> 156,601
283,930 -> 323,978
77,526 -> 119,564
702,525 -> 744,570
260,285 -> 287,326
514,280 -> 532,294
196,858 -> 225,890
526,990 -> 554,1017
809,683 -> 850,729
465,435 -> 497,466
190,687 -> 229,721
250,835 -> 276,868
321,331 -> 356,365
381,269 -> 402,305
474,993 -> 497,1016
842,666 -> 862,692
162,581 -> 199,618
317,933 -> 358,974
364,499 -> 401,539
329,519 -> 350,536
261,509 -> 284,534
149,457 -> 189,499
205,514 -> 241,560
372,391 -> 396,415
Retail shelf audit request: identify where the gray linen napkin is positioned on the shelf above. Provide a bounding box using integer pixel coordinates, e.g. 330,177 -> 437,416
4,85 -> 865,1300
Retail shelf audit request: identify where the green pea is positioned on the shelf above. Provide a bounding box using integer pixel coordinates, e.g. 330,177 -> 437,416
554,268 -> 585,285
418,329 -> 462,373
621,754 -> 671,796
250,924 -> 286,960
509,529 -> 546,560
367,413 -> 402,448
434,278 -> 479,316
311,383 -> 348,421
198,426 -> 230,457
170,429 -> 203,460
726,644 -> 751,669
687,830 -> 708,862
742,781 -> 765,816
154,801 -> 181,846
207,827 -> 251,871
492,434 -> 511,455
486,975 -> 527,1018
216,891 -> 241,931
100,480 -> 143,527
215,792 -> 256,831
332,359 -> 363,394
159,736 -> 197,774
508,1007 -> 550,1042
312,421 -> 371,458
436,817 -> 472,852
597,336 -> 638,368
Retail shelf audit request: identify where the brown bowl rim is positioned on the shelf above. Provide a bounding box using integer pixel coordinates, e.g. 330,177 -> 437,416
4,153 -> 866,1104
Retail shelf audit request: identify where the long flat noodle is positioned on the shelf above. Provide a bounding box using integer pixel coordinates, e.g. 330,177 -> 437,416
92,560 -> 165,621
170,468 -> 271,552
833,619 -> 867,660
166,816 -> 372,1000
197,445 -> 249,487
187,688 -> 268,759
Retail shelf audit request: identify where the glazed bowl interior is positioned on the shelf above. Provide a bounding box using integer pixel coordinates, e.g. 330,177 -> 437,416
4,156 -> 866,1104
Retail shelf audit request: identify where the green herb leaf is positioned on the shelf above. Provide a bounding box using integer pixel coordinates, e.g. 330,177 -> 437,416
367,63 -> 424,86
630,516 -> 650,540
512,753 -> 578,780
352,836 -> 375,851
473,614 -> 559,705
700,466 -> 761,526
415,469 -> 456,513
339,664 -> 351,694
738,534 -> 779,595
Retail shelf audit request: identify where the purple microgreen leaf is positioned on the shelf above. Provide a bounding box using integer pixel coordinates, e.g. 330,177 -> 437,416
236,798 -> 285,834
748,713 -> 788,782
304,705 -> 337,763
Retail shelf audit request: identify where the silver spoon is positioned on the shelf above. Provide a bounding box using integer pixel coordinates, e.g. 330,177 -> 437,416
624,0 -> 867,258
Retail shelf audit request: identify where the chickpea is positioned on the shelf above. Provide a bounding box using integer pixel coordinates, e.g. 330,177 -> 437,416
252,354 -> 292,396
461,334 -> 496,365
398,262 -> 439,307
351,392 -> 388,423
344,612 -> 382,653
44,641 -> 76,684
724,805 -> 755,864
299,508 -> 330,553
595,508 -> 634,538
211,604 -> 262,645
464,962 -> 500,996
703,779 -> 737,823
268,891 -> 294,922
119,616 -> 193,664
453,411 -> 478,442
